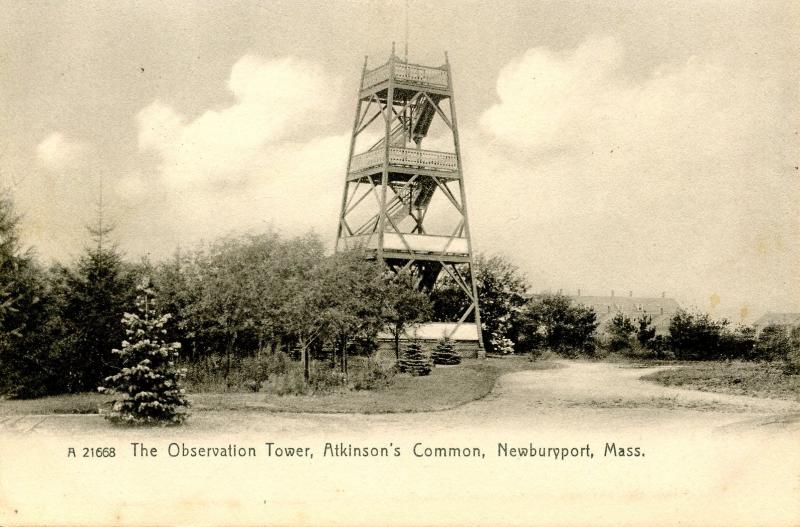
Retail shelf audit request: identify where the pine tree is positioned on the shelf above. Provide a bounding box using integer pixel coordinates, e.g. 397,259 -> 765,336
431,336 -> 461,365
100,279 -> 189,425
397,339 -> 432,376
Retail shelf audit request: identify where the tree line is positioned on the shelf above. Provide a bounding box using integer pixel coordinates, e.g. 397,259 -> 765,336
1,193 -> 798,399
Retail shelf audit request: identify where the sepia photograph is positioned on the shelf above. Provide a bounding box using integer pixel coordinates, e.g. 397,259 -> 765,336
0,1 -> 798,525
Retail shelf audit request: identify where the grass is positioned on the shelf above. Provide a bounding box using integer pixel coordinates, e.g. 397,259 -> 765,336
0,392 -> 112,416
0,355 -> 560,416
253,356 -> 559,414
640,361 -> 800,401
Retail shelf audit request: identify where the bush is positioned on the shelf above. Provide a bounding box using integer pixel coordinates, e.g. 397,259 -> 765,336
264,367 -> 309,396
397,340 -> 432,376
431,337 -> 461,365
754,324 -> 792,362
668,310 -> 727,360
264,362 -> 347,396
348,359 -> 396,390
183,351 -> 292,392
523,294 -> 598,355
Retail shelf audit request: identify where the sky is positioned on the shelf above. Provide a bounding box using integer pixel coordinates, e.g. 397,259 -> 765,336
1,0 -> 798,322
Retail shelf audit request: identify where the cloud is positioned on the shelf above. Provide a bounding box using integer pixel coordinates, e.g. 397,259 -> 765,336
468,36 -> 799,319
128,55 -> 347,253
35,132 -> 86,170
137,55 -> 339,189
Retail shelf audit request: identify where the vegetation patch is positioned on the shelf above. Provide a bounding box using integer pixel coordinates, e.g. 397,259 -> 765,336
640,361 -> 800,401
257,357 -> 559,414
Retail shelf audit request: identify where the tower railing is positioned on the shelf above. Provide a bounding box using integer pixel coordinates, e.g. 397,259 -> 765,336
361,61 -> 449,90
349,146 -> 458,173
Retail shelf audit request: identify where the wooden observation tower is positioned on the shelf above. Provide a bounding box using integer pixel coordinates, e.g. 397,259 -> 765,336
335,47 -> 484,354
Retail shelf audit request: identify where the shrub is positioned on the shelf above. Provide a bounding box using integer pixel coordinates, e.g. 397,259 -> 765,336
782,327 -> 800,375
263,362 -> 347,396
489,332 -> 515,355
431,337 -> 461,365
608,313 -> 636,352
183,351 -> 292,392
348,359 -> 396,390
523,294 -> 598,355
309,366 -> 347,391
397,340 -> 432,376
754,324 -> 792,362
264,367 -> 309,396
668,310 -> 727,360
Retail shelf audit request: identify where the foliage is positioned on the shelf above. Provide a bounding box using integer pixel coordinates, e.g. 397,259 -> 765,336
432,254 -> 528,354
182,351 -> 291,393
397,340 -> 432,376
382,270 -> 432,361
753,324 -> 793,362
642,360 -> 799,400
522,294 -> 598,356
431,336 -> 461,365
636,315 -> 657,348
0,195 -> 63,398
51,245 -> 138,392
667,310 -> 729,361
784,327 -> 800,375
347,359 -> 396,390
608,313 -> 636,352
100,280 -> 189,425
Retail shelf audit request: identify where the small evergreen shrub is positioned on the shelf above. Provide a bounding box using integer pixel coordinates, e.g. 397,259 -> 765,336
431,337 -> 461,365
397,340 -> 432,376
99,280 -> 189,425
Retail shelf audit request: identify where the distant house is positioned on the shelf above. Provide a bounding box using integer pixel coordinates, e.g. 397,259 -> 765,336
569,293 -> 681,337
752,313 -> 800,336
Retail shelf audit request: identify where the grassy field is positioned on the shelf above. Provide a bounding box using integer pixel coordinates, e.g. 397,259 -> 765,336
0,356 -> 559,416
640,361 -> 800,401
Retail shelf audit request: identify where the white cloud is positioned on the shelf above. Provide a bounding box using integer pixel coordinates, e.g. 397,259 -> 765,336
129,55 -> 347,253
35,132 -> 86,170
468,36 -> 799,320
138,55 -> 338,190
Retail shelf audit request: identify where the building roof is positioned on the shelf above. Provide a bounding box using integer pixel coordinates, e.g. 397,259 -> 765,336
378,322 -> 479,341
752,313 -> 800,327
571,295 -> 681,314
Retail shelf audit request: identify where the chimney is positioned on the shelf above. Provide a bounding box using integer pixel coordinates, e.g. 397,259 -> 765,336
577,289 -> 581,297
661,291 -> 665,299
611,290 -> 615,298
629,290 -> 633,297
558,288 -> 563,295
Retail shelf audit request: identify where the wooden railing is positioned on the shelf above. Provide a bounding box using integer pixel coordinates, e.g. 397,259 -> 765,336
349,147 -> 458,173
361,61 -> 449,90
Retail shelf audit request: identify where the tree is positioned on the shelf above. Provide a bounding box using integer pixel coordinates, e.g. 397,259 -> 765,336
523,294 -> 598,356
0,194 -> 62,397
608,313 -> 636,352
54,244 -> 136,392
397,339 -> 432,376
431,336 -> 461,365
753,324 -> 792,362
100,279 -> 189,425
636,315 -> 657,348
382,270 -> 432,361
667,310 -> 727,360
431,254 -> 528,354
